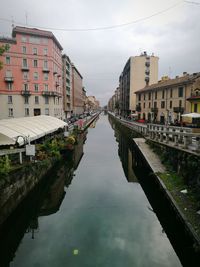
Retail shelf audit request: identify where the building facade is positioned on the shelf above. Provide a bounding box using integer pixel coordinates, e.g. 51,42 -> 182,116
0,26 -> 63,119
135,72 -> 200,123
120,52 -> 159,116
62,54 -> 72,119
72,64 -> 84,115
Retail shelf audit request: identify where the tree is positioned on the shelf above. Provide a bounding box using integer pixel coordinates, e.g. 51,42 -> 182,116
0,44 -> 10,70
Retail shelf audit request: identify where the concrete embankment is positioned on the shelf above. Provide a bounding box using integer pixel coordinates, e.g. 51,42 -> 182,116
109,113 -> 200,262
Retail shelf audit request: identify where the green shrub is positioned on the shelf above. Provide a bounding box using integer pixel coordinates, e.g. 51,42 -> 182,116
0,155 -> 11,177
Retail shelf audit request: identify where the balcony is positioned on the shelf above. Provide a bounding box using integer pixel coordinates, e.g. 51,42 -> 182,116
151,107 -> 158,113
55,82 -> 60,87
145,77 -> 149,82
4,77 -> 14,82
21,66 -> 29,71
42,90 -> 62,97
42,68 -> 50,73
187,90 -> 200,101
145,70 -> 150,75
53,71 -> 58,75
145,62 -> 150,67
173,107 -> 184,113
21,90 -> 31,96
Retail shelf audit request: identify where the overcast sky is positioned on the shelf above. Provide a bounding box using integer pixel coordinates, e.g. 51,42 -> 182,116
1,0 -> 200,106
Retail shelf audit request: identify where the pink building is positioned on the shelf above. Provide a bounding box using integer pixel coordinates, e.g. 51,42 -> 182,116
72,64 -> 84,115
0,26 -> 63,119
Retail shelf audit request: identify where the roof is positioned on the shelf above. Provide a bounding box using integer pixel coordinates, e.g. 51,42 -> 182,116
0,115 -> 67,146
12,26 -> 63,50
135,72 -> 200,94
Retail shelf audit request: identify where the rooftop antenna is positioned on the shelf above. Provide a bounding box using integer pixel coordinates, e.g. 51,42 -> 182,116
11,16 -> 14,29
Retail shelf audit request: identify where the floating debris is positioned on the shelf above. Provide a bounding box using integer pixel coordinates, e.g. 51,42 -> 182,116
73,249 -> 79,255
180,189 -> 188,194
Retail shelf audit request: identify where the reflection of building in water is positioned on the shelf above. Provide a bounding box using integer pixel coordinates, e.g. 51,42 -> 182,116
118,134 -> 137,183
73,132 -> 86,169
39,172 -> 66,217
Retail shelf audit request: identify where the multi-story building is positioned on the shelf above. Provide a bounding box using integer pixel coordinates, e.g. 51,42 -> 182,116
0,26 -> 63,119
135,72 -> 200,123
120,52 -> 159,116
62,54 -> 72,119
72,64 -> 84,115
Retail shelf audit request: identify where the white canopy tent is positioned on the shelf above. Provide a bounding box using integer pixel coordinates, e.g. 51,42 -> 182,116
0,115 -> 67,146
181,113 -> 200,118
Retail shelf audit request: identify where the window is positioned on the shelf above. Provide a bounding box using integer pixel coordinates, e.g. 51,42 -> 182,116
44,73 -> 48,80
22,58 -> 28,67
194,104 -> 198,113
44,60 -> 48,69
143,102 -> 145,108
138,94 -> 141,101
162,90 -> 165,99
6,56 -> 10,64
170,89 -> 173,98
25,108 -> 29,116
161,101 -> 165,109
34,84 -> 39,92
23,84 -> 29,91
178,87 -> 183,97
45,96 -> 49,104
149,102 -> 151,108
21,36 -> 27,42
8,95 -> 12,104
34,72 -> 38,80
6,70 -> 12,77
44,48 -> 48,55
143,94 -> 145,100
7,83 -> 13,90
33,47 -> 38,55
44,84 -> 48,91
23,72 -> 29,79
154,102 -> 157,108
148,92 -> 151,100
179,100 -> 182,107
45,108 -> 49,115
24,96 -> 29,104
22,46 -> 27,54
170,101 -> 172,108
8,108 -> 13,117
155,91 -> 157,100
35,96 -> 39,104
33,59 -> 38,68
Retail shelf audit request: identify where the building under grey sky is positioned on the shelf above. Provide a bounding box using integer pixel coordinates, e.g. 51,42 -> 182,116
1,0 -> 200,106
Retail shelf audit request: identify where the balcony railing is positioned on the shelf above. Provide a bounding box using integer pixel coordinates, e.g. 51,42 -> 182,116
55,82 -> 60,87
21,90 -> 31,96
4,77 -> 14,82
42,90 -> 62,97
145,62 -> 150,67
42,68 -> 50,73
21,66 -> 29,71
173,107 -> 184,113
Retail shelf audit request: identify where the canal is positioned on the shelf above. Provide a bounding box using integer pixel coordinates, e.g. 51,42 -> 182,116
0,114 -> 182,267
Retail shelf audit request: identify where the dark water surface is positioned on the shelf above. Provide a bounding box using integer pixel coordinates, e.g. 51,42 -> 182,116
5,115 -> 181,266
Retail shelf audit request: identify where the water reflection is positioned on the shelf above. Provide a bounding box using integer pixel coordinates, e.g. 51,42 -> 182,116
0,115 -> 182,267
0,130 -> 88,267
109,115 -> 200,267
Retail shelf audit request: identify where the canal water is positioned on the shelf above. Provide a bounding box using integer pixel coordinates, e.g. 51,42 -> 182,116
1,115 -> 182,267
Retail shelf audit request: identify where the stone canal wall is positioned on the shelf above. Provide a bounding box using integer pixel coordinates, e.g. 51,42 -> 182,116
109,113 -> 200,259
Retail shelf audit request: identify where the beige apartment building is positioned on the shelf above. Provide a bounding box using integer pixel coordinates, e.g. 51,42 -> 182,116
62,54 -> 72,119
135,72 -> 200,123
120,52 -> 159,116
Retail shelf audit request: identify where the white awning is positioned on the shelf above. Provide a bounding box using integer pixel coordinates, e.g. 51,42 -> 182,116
0,115 -> 67,146
181,113 -> 200,118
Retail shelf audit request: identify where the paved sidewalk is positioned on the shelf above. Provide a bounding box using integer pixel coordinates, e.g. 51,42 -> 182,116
133,138 -> 166,173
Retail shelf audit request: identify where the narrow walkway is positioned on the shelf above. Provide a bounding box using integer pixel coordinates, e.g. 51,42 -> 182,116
133,138 -> 166,173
